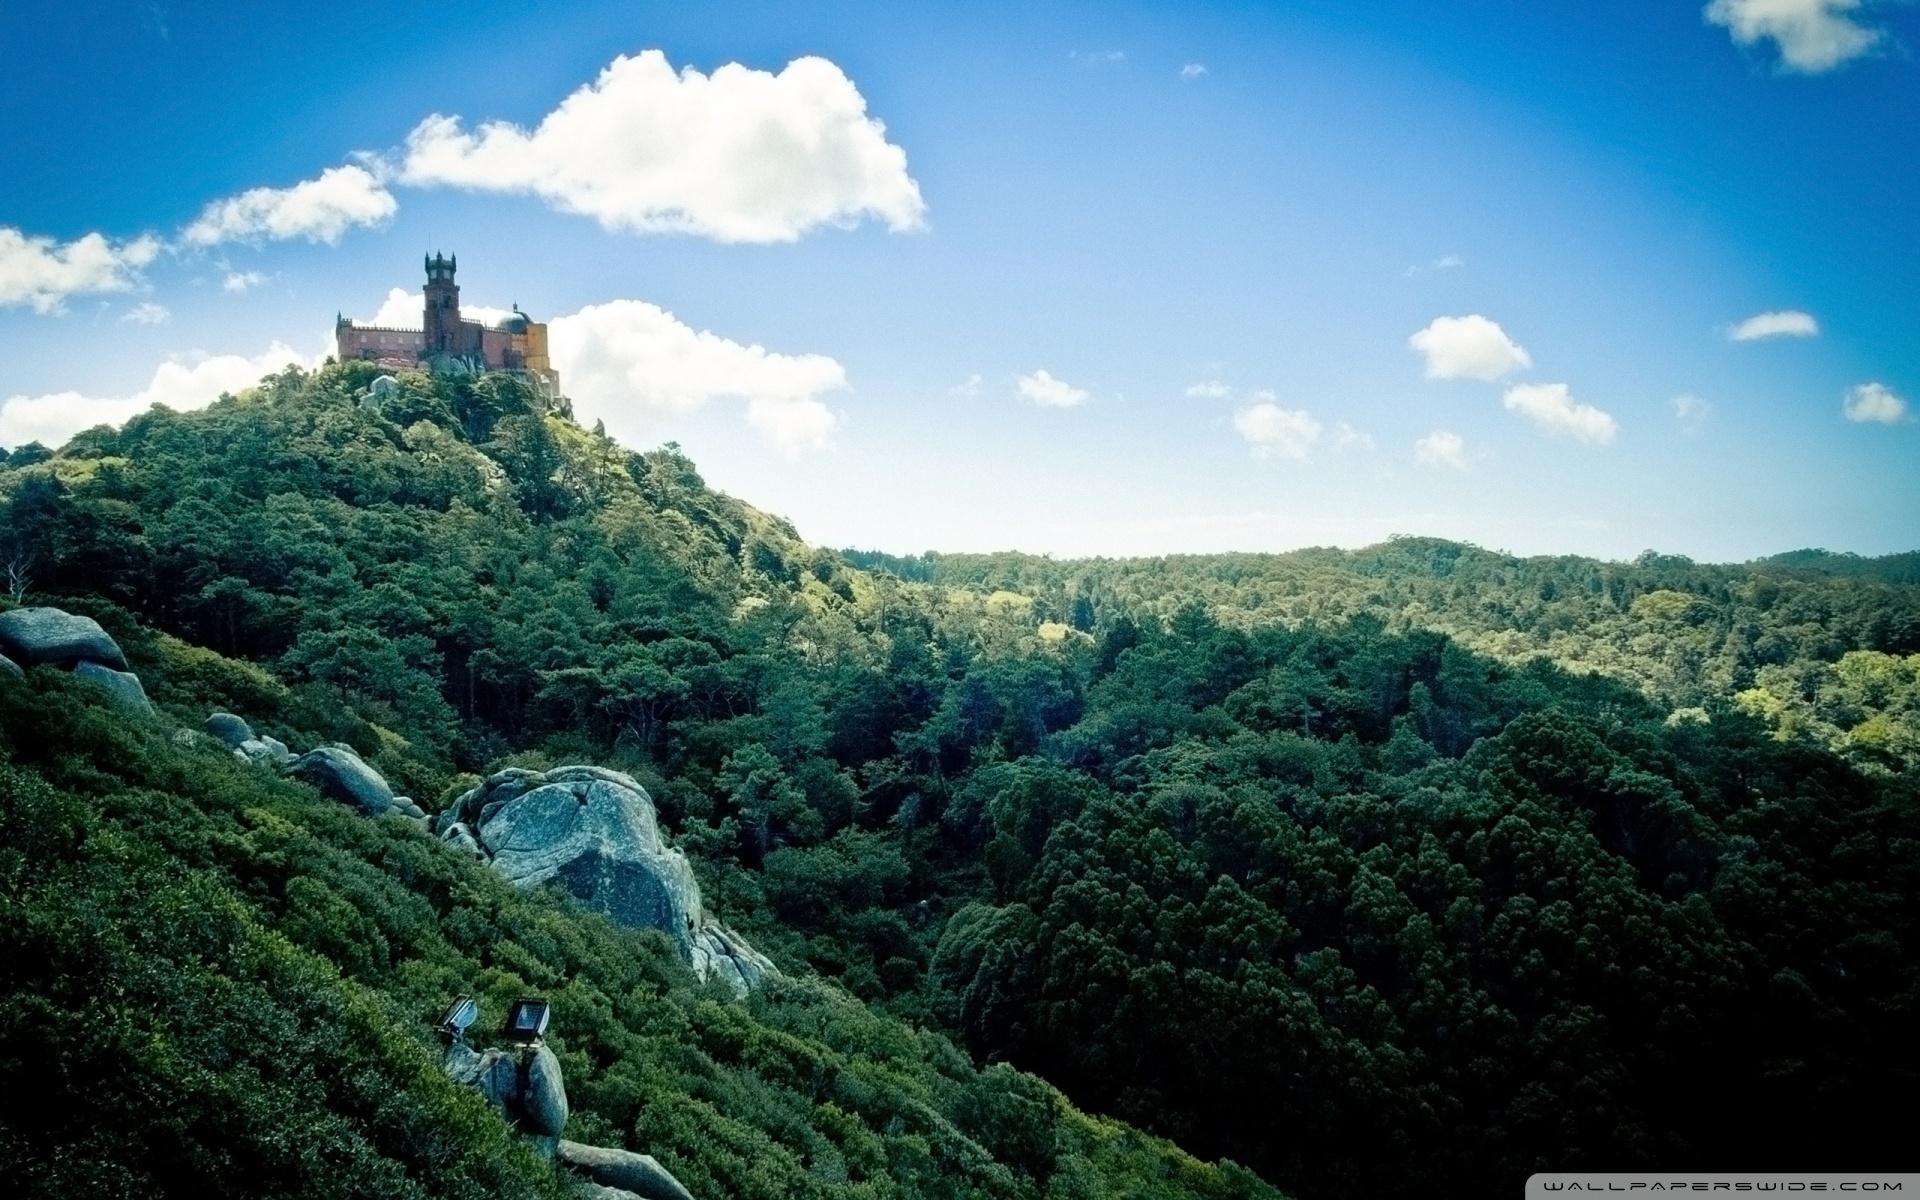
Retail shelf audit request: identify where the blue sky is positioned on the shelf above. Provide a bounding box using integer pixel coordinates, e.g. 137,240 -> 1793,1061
1,0 -> 1915,560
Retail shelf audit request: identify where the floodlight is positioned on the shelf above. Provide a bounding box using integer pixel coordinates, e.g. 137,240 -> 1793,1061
502,998 -> 551,1043
438,995 -> 479,1040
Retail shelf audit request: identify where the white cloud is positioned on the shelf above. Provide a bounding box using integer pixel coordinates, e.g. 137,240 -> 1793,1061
1185,380 -> 1233,399
1727,309 -> 1819,341
1414,430 -> 1469,469
1180,63 -> 1208,78
0,227 -> 162,314
397,50 -> 924,244
1502,382 -> 1618,444
182,164 -> 396,247
223,270 -> 267,293
122,302 -> 171,325
1232,401 -> 1322,461
1672,393 -> 1712,431
1704,0 -> 1883,73
0,343 -> 316,448
365,288 -> 424,328
746,394 -> 841,456
1404,253 -> 1465,277
949,373 -> 983,398
1843,382 -> 1909,424
547,298 -> 847,456
1071,50 -> 1127,63
360,288 -> 511,330
1017,370 -> 1089,408
1409,314 -> 1531,380
1330,422 -> 1375,452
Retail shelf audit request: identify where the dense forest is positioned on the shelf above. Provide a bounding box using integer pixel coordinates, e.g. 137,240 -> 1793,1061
1,361 -> 1914,1198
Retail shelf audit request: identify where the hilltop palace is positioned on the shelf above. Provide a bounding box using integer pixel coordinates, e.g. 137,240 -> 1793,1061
334,254 -> 560,395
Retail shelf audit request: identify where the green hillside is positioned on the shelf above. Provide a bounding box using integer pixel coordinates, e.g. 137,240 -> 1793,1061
2,361 -> 1915,1199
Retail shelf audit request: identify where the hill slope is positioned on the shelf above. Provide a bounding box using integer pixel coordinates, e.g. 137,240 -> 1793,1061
0,364 -> 1277,1200
3,361 -> 1916,1198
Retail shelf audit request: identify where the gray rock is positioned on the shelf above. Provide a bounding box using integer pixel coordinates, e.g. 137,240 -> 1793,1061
204,711 -> 254,748
393,795 -> 427,819
234,736 -> 294,768
520,1042 -> 569,1137
454,768 -> 700,951
556,1142 -> 694,1200
0,607 -> 129,670
448,765 -> 776,995
0,653 -> 22,681
573,1183 -> 645,1200
443,1043 -> 520,1113
72,661 -> 154,715
440,822 -> 487,859
287,745 -> 393,815
692,924 -> 779,995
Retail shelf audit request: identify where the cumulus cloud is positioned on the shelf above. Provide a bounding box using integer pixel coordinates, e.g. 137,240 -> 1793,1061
1704,0 -> 1883,73
1728,309 -> 1819,341
1185,380 -> 1233,399
547,299 -> 847,456
1672,393 -> 1711,431
223,270 -> 267,293
0,342 -> 316,448
397,50 -> 924,244
0,227 -> 162,314
1017,370 -> 1089,408
1502,382 -> 1618,444
182,164 -> 396,247
1232,401 -> 1322,461
1414,429 -> 1469,469
1409,314 -> 1531,380
745,394 -> 841,455
1843,382 -> 1908,424
122,302 -> 171,325
1180,63 -> 1208,78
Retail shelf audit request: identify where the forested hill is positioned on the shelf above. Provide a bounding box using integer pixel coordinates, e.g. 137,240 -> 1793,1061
0,362 -> 1278,1200
842,541 -> 1920,774
2,360 -> 1917,1200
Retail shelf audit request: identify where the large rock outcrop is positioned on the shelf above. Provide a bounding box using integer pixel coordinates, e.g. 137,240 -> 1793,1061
521,1042 -> 570,1138
442,1041 -> 569,1138
0,606 -> 157,717
441,1034 -> 690,1200
437,766 -> 776,995
73,661 -> 155,715
287,745 -> 394,815
556,1142 -> 695,1200
0,607 -> 130,670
